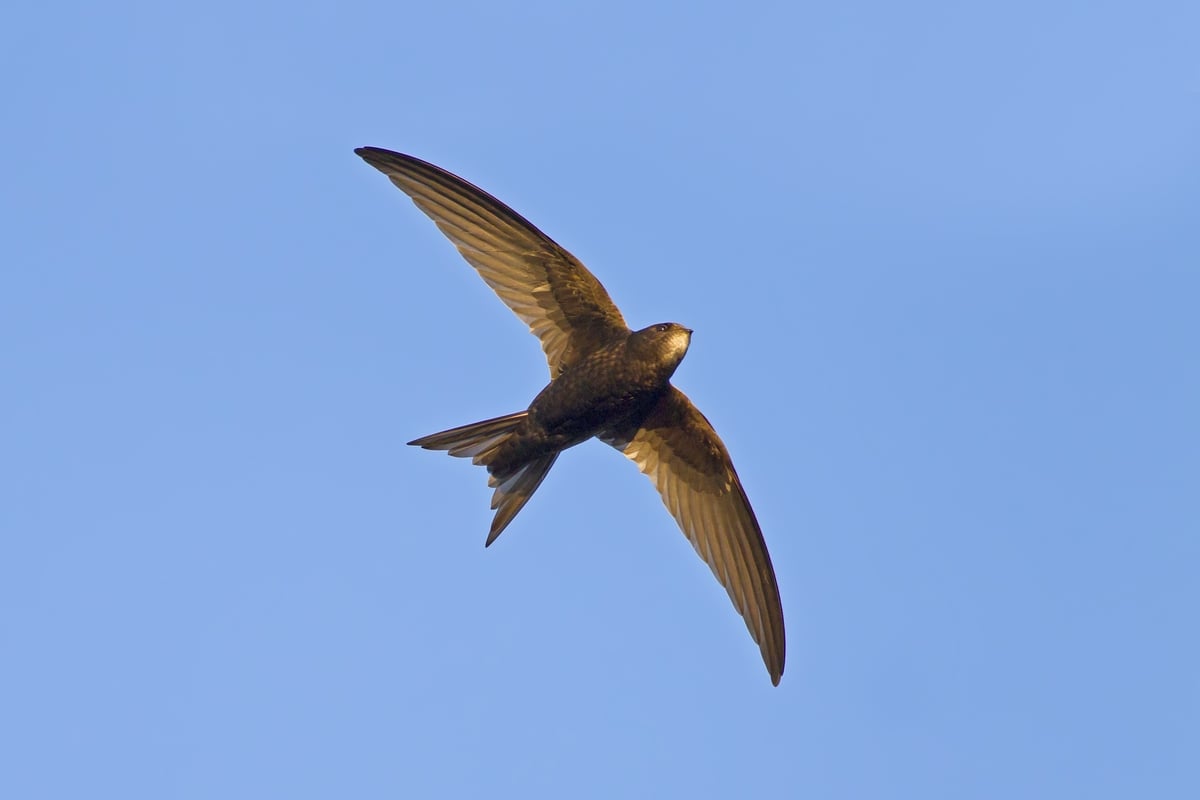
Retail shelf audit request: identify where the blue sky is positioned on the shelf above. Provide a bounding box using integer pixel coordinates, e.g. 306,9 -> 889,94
3,1 -> 1198,797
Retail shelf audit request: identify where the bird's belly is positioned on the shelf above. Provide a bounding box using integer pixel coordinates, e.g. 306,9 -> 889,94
527,375 -> 661,443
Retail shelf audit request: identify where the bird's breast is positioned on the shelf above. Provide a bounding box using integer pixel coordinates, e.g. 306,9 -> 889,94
527,343 -> 671,439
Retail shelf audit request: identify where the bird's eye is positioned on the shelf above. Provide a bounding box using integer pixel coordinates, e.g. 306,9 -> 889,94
656,324 -> 669,332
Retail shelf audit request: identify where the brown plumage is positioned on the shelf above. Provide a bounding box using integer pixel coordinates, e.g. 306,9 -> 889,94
357,147 -> 786,685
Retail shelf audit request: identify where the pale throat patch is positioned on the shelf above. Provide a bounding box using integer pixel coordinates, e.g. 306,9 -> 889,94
665,329 -> 692,362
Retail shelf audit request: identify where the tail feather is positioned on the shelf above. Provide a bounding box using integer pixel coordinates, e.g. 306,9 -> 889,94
409,411 -> 555,545
408,411 -> 527,463
485,453 -> 558,546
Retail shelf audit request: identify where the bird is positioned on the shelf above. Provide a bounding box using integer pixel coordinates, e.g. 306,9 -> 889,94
356,147 -> 785,685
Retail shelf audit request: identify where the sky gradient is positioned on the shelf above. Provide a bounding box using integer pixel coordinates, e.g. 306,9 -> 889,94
3,2 -> 1198,797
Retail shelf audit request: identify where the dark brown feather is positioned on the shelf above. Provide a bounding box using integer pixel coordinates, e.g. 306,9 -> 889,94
355,147 -> 629,375
603,387 -> 786,685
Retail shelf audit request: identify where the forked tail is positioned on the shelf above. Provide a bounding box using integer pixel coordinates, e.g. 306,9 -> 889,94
409,412 -> 558,546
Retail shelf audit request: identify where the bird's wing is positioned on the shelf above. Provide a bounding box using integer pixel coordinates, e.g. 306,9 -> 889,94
356,147 -> 630,375
602,386 -> 786,685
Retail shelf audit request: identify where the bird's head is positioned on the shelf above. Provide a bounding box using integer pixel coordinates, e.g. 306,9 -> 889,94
632,322 -> 694,376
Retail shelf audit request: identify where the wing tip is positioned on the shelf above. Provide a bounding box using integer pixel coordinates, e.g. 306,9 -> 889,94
354,145 -> 381,162
765,625 -> 786,687
355,145 -> 411,174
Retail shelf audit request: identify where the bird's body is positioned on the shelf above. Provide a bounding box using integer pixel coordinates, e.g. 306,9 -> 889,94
524,323 -> 693,448
356,147 -> 787,684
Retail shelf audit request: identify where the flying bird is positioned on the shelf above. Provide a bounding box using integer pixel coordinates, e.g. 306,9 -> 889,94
356,147 -> 785,685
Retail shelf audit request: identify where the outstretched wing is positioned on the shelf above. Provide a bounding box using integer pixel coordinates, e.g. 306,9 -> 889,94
356,147 -> 630,375
603,386 -> 786,685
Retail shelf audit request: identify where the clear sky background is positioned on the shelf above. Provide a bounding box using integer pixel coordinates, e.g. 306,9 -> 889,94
3,2 -> 1198,797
